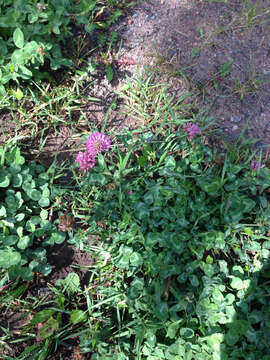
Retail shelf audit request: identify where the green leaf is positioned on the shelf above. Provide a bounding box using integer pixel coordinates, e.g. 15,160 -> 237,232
0,169 -> 10,187
212,288 -> 224,303
225,329 -> 239,346
38,197 -> 50,207
17,236 -> 31,250
29,189 -> 41,201
206,333 -> 224,351
37,317 -> 59,340
49,231 -> 66,245
199,179 -> 222,194
105,63 -> 114,82
167,322 -> 180,339
19,65 -> 32,78
180,327 -> 194,339
155,301 -> 168,321
0,205 -> 6,217
0,84 -> 6,96
11,87 -> 24,100
31,309 -> 56,325
70,310 -> 87,324
129,252 -> 143,267
224,293 -> 235,305
21,267 -> 33,281
39,264 -> 52,276
40,209 -> 48,220
26,219 -> 36,233
0,249 -> 21,268
13,28 -> 24,48
206,255 -> 213,264
2,235 -> 18,246
230,277 -> 244,290
164,156 -> 176,169
229,320 -> 249,335
134,202 -> 149,220
28,13 -> 38,23
12,173 -> 23,187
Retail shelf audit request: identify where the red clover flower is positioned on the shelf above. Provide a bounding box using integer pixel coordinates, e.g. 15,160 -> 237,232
36,2 -> 46,10
76,151 -> 96,174
86,132 -> 111,156
250,160 -> 265,172
184,122 -> 201,142
76,132 -> 111,174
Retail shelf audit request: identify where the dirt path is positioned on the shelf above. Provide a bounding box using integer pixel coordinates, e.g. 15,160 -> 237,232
84,0 -> 270,149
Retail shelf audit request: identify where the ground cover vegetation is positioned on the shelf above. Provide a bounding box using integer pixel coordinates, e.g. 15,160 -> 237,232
0,0 -> 270,359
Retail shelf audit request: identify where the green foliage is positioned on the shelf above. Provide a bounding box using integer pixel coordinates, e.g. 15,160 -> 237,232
0,144 -> 65,280
0,0 -> 122,94
73,127 -> 270,359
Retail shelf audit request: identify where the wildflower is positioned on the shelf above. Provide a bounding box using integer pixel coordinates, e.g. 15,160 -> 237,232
184,122 -> 201,142
86,132 -> 111,156
36,2 -> 46,10
76,151 -> 96,173
250,160 -> 265,172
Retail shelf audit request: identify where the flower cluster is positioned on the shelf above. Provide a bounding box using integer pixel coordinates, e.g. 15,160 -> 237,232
36,2 -> 46,10
184,122 -> 201,142
250,160 -> 265,172
76,132 -> 111,173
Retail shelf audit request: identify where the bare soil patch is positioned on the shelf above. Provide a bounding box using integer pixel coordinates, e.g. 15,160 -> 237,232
85,0 -> 270,148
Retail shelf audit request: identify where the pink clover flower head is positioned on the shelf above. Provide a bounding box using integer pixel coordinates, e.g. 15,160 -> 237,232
250,160 -> 265,172
86,132 -> 111,156
184,122 -> 201,142
76,150 -> 96,173
36,2 -> 46,10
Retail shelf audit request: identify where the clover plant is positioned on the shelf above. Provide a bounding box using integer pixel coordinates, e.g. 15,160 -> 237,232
0,145 -> 66,280
0,0 -> 122,95
74,127 -> 270,359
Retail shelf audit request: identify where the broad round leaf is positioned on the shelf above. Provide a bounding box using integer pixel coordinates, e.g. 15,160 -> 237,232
49,231 -> 66,245
39,197 -> 50,207
0,249 -> 21,268
12,174 -> 23,187
29,189 -> 41,201
130,252 -> 143,267
31,310 -> 56,325
70,310 -> 87,324
13,28 -> 24,48
180,327 -> 194,339
0,169 -> 10,187
37,317 -> 59,340
17,236 -> 32,250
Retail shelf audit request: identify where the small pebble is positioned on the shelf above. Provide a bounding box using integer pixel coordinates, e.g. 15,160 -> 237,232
230,116 -> 242,123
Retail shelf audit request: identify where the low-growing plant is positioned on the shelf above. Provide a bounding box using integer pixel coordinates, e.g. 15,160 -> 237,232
0,144 -> 66,281
0,0 -> 123,95
71,125 -> 270,359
